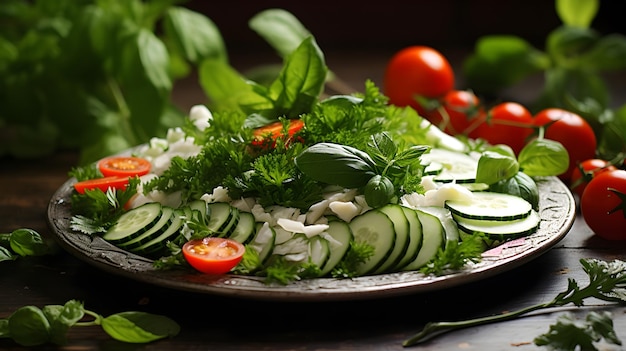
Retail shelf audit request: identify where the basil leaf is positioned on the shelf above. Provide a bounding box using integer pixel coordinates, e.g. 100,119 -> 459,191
8,306 -> 51,347
101,311 -> 180,343
294,143 -> 377,188
248,8 -> 312,58
164,7 -> 227,64
489,172 -> 539,210
9,229 -> 48,257
518,139 -> 570,176
43,300 -> 85,345
556,0 -> 599,28
364,175 -> 395,208
475,150 -> 519,185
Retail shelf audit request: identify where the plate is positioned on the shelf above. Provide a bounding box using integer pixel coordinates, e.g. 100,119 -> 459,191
47,175 -> 575,301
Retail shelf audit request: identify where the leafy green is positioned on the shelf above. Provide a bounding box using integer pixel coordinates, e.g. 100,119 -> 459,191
0,0 -> 226,164
0,228 -> 51,261
534,311 -> 621,351
0,300 -> 180,346
403,258 -> 626,347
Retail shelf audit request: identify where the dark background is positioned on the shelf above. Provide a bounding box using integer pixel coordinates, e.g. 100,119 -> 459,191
185,1 -> 626,54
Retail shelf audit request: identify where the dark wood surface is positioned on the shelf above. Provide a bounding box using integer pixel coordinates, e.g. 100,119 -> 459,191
2,51 -> 626,351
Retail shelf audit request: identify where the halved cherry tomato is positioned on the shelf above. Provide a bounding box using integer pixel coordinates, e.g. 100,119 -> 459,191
98,156 -> 151,178
73,176 -> 129,194
384,46 -> 455,116
533,108 -> 597,181
569,159 -> 617,198
251,119 -> 304,149
182,237 -> 245,274
580,169 -> 626,240
469,102 -> 534,155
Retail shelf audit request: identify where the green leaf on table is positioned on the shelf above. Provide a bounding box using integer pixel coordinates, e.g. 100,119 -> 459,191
534,311 -> 622,350
6,306 -> 51,347
43,300 -> 85,345
9,229 -> 49,257
101,311 -> 180,343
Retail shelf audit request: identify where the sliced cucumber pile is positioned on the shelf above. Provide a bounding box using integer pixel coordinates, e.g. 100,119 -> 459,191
101,187 -> 539,277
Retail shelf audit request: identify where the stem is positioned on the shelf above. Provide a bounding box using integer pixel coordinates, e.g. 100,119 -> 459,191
107,77 -> 139,146
74,309 -> 103,327
403,300 -> 555,346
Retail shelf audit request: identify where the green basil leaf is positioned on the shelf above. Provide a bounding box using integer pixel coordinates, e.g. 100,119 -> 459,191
9,229 -> 48,257
294,143 -> 377,188
101,311 -> 180,343
556,0 -> 599,28
0,246 -> 16,262
42,300 -> 85,345
8,306 -> 51,346
367,132 -> 397,167
489,172 -> 539,211
268,36 -> 327,118
475,150 -> 519,185
518,138 -> 570,176
164,7 -> 226,64
364,175 -> 395,208
248,8 -> 312,58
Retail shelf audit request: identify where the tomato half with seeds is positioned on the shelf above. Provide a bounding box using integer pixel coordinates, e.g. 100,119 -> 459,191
98,156 -> 151,178
533,108 -> 597,181
182,237 -> 245,274
569,159 -> 617,198
73,176 -> 129,194
383,46 -> 454,116
580,169 -> 626,240
251,119 -> 304,149
469,102 -> 534,155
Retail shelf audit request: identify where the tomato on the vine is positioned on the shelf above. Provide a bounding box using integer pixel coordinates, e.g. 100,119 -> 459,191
580,169 -> 626,240
182,237 -> 245,274
569,159 -> 617,198
383,46 -> 454,116
425,89 -> 482,135
98,156 -> 151,178
469,102 -> 534,155
533,108 -> 597,181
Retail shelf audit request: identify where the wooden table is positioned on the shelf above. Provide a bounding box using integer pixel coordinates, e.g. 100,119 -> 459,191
2,50 -> 626,351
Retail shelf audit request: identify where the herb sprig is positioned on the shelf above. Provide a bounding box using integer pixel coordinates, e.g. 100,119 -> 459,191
403,258 -> 626,349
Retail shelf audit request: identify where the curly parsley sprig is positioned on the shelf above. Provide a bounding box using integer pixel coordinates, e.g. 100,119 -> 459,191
403,258 -> 626,348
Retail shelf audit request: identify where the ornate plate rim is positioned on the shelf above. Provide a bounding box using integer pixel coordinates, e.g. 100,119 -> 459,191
47,175 -> 575,301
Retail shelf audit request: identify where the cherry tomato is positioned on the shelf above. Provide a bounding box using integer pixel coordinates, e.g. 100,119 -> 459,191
383,46 -> 455,116
533,108 -> 597,181
580,169 -> 626,240
73,176 -> 129,194
425,89 -> 482,135
469,102 -> 534,155
98,156 -> 151,178
251,119 -> 304,149
182,237 -> 245,274
569,159 -> 617,198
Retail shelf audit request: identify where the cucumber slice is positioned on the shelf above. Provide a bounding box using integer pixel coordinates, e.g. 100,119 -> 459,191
348,209 -> 396,276
228,211 -> 256,244
118,207 -> 175,249
132,209 -> 186,257
206,202 -> 239,236
445,192 -> 532,221
418,206 -> 460,244
319,221 -> 352,277
421,148 -> 478,184
393,207 -> 423,271
188,200 -> 208,222
309,235 -> 330,271
373,204 -> 410,274
455,209 -> 541,240
402,209 -> 445,271
103,202 -> 163,244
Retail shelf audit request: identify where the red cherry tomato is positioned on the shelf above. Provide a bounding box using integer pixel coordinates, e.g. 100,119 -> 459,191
251,119 -> 304,149
580,169 -> 626,240
469,102 -> 534,155
73,176 -> 129,194
98,156 -> 151,178
383,46 -> 455,116
182,237 -> 245,274
533,108 -> 597,181
425,90 -> 482,135
569,159 -> 617,198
